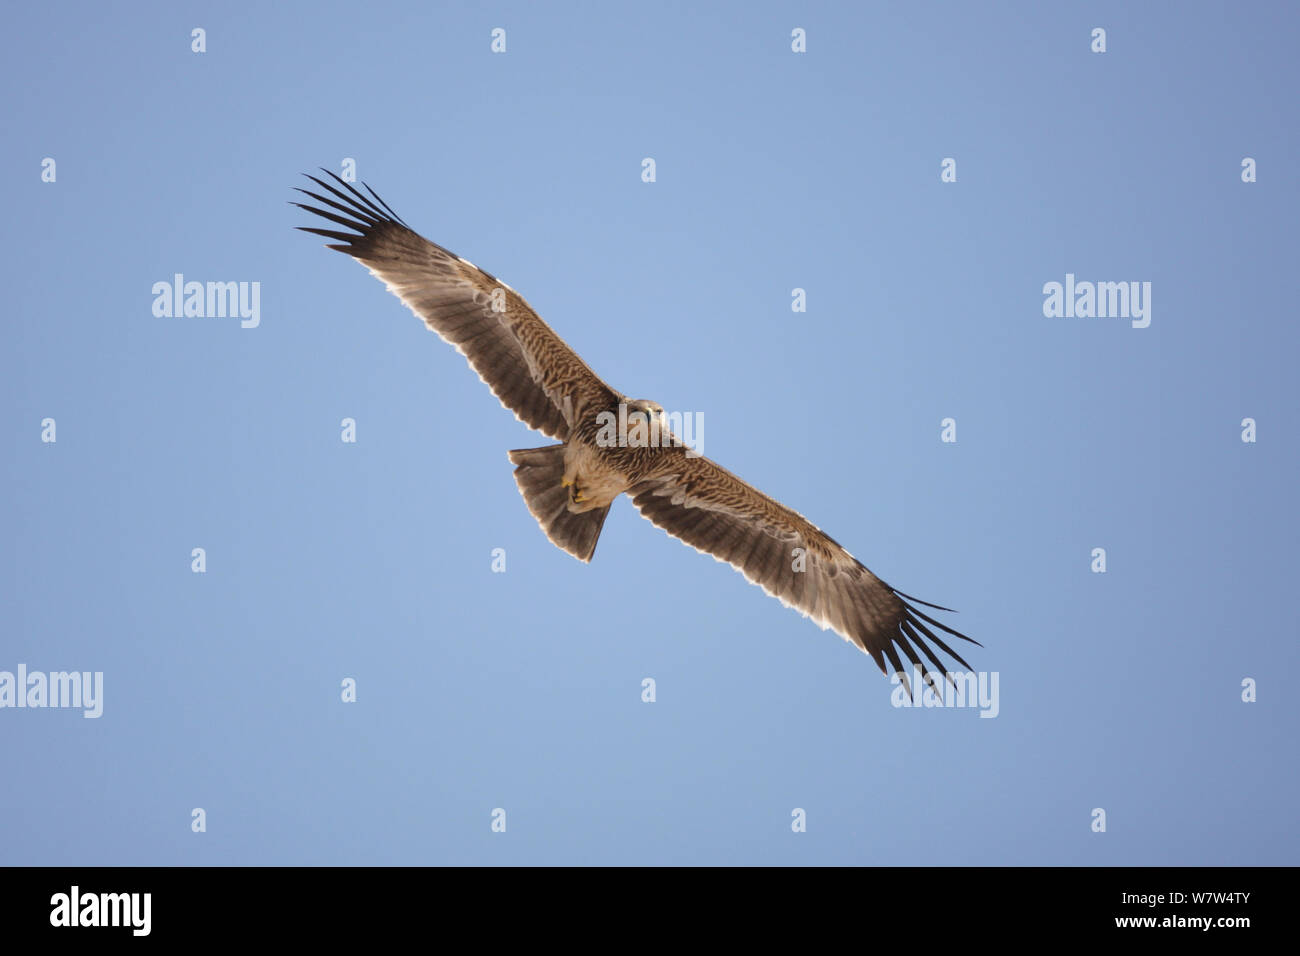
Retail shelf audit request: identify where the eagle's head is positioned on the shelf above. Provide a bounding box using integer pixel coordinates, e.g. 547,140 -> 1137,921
624,398 -> 662,416
623,399 -> 664,430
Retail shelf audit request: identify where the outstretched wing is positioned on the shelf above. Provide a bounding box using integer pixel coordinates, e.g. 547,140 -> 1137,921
294,171 -> 617,439
629,451 -> 980,688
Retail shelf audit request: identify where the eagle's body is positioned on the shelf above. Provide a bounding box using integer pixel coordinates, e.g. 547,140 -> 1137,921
562,406 -> 653,513
296,171 -> 980,690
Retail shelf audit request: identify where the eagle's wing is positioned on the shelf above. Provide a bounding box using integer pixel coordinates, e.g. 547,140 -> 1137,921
629,451 -> 980,688
294,171 -> 617,439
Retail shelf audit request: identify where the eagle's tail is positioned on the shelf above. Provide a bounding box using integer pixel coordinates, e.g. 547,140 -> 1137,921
508,445 -> 610,563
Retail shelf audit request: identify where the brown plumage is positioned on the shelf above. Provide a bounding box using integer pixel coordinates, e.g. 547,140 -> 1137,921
294,170 -> 980,690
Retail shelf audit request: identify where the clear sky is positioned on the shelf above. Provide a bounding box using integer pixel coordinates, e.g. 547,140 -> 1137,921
2,1 -> 1297,865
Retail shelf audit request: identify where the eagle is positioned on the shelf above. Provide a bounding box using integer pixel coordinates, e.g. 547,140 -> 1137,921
294,170 -> 979,691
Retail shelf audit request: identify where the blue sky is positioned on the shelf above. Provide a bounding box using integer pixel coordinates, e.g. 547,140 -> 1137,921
2,1 -> 1297,865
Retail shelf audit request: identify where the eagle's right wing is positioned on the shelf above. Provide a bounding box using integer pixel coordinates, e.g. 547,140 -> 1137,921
629,450 -> 980,689
295,171 -> 617,439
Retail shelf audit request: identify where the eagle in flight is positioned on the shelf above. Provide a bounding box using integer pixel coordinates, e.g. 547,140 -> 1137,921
295,171 -> 979,690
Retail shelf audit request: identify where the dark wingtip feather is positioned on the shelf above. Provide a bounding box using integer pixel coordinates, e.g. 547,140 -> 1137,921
890,585 -> 958,613
294,169 -> 417,264
881,643 -> 910,697
290,202 -> 371,234
317,167 -> 395,224
362,182 -> 409,227
906,613 -> 976,672
893,629 -> 946,695
297,226 -> 362,244
901,619 -> 960,688
905,599 -> 984,649
861,582 -> 983,684
294,186 -> 381,225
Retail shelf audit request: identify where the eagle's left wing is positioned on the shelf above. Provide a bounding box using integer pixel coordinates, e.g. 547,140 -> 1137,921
629,450 -> 979,688
294,171 -> 618,439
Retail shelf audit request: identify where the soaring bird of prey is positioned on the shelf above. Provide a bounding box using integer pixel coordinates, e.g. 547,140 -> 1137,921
294,171 -> 979,690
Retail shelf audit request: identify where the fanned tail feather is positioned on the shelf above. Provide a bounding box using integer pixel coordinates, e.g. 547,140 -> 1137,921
508,445 -> 610,563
